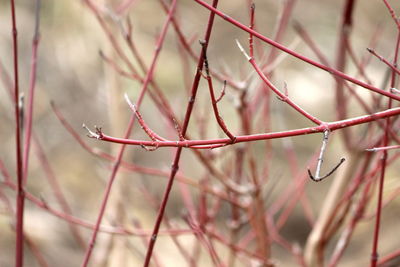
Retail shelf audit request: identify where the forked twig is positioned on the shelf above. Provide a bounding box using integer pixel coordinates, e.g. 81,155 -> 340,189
215,80 -> 227,104
82,124 -> 103,140
308,130 -> 345,182
200,41 -> 236,143
236,39 -> 322,126
124,93 -> 166,142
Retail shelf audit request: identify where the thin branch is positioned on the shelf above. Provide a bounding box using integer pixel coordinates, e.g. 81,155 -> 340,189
367,48 -> 400,76
307,130 -> 346,182
159,0 -> 245,90
9,0 -> 25,265
236,39 -> 323,125
81,1 -> 177,265
294,21 -> 400,146
143,1 -> 219,265
366,144 -> 400,152
370,29 -> 400,267
382,0 -> 400,30
194,0 -> 400,102
23,0 -> 41,184
124,93 -> 167,141
201,42 -> 236,142
215,80 -> 227,103
249,3 -> 255,58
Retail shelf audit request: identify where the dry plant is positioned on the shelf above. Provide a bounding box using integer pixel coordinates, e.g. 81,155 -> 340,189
2,0 -> 400,266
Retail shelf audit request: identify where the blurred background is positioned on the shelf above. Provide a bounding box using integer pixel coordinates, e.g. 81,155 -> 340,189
1,0 -> 400,266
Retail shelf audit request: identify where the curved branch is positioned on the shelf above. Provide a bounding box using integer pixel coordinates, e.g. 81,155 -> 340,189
308,130 -> 345,182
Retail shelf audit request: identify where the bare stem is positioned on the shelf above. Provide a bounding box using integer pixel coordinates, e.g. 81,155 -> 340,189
307,130 -> 346,182
9,0 -> 25,265
236,39 -> 323,125
201,43 -> 236,142
23,0 -> 41,184
370,29 -> 400,267
143,1 -> 219,265
367,47 -> 400,76
124,93 -> 167,141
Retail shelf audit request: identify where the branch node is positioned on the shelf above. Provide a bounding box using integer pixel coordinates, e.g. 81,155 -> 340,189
140,143 -> 158,152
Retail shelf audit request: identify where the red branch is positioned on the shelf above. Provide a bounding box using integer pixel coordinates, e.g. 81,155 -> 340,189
88,107 -> 400,148
9,0 -> 25,265
193,0 -> 400,102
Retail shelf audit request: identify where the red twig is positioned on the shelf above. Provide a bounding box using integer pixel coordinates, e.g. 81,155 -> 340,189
201,44 -> 236,142
248,3 -> 255,58
378,249 -> 400,266
370,30 -> 400,267
367,48 -> 400,76
236,40 -> 323,126
124,93 -> 167,142
22,0 -> 41,185
90,106 -> 400,148
52,102 -> 247,205
382,0 -> 400,30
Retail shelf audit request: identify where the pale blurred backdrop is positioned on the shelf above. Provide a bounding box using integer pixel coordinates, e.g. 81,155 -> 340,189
1,0 -> 400,266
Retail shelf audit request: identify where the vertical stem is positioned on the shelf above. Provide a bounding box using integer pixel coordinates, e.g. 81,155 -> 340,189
370,31 -> 400,267
10,0 -> 25,266
23,0 -> 41,183
143,1 -> 219,266
335,0 -> 355,150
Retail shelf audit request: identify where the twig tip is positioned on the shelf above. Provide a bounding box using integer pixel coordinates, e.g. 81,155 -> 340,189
82,124 -> 101,139
235,39 -> 251,61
